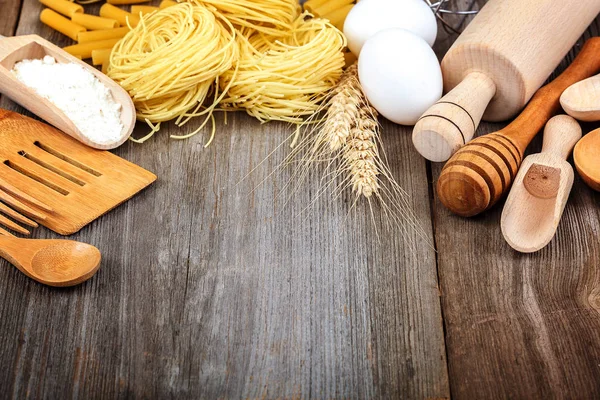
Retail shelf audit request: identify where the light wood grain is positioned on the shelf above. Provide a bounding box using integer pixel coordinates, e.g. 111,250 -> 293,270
561,73 -> 600,122
0,109 -> 156,235
0,235 -> 101,286
438,37 -> 600,217
501,115 -> 581,253
0,34 -> 135,149
413,0 -> 600,162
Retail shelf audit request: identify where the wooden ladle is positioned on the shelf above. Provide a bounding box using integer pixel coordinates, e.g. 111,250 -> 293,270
501,115 -> 581,253
0,34 -> 135,150
0,235 -> 101,287
574,127 -> 600,191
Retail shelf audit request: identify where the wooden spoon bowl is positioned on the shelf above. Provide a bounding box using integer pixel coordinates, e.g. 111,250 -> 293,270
574,127 -> 600,191
0,235 -> 101,287
0,34 -> 135,150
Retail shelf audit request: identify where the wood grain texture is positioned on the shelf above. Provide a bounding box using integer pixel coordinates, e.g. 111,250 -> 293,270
0,0 -> 448,398
432,7 -> 600,398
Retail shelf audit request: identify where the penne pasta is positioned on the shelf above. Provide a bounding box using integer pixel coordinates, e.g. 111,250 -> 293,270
107,0 -> 150,5
39,0 -> 83,18
303,0 -> 328,14
130,5 -> 159,15
72,13 -> 119,30
323,4 -> 353,30
78,27 -> 130,43
63,38 -> 121,59
313,0 -> 354,17
99,4 -> 140,27
40,8 -> 86,41
159,0 -> 177,9
91,48 -> 112,66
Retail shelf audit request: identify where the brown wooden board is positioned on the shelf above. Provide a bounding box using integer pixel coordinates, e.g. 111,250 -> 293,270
431,6 -> 600,398
0,0 -> 448,398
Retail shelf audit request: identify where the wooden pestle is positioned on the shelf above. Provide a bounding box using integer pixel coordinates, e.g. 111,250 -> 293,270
437,37 -> 600,217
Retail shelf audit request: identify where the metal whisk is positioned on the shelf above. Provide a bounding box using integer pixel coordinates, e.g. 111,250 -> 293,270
425,0 -> 480,34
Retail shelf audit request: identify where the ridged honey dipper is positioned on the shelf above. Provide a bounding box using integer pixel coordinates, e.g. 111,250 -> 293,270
437,37 -> 600,217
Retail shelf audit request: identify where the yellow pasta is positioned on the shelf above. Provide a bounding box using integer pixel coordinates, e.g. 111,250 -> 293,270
108,3 -> 237,141
130,5 -> 160,15
63,38 -> 120,58
313,0 -> 354,17
40,9 -> 86,41
78,26 -> 129,43
159,0 -> 177,8
187,0 -> 300,36
107,0 -> 150,5
99,4 -> 140,27
303,0 -> 328,13
101,62 -> 109,74
72,13 -> 119,30
219,14 -> 346,123
40,0 -> 83,18
91,48 -> 112,65
323,4 -> 353,30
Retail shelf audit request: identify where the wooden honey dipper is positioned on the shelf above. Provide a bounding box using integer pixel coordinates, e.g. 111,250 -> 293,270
437,37 -> 600,217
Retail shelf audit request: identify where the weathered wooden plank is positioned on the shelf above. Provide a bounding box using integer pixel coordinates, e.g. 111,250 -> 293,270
433,13 -> 600,399
0,0 -> 20,36
0,0 -> 448,398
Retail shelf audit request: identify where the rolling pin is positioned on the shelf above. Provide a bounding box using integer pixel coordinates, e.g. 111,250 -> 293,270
437,37 -> 600,217
412,0 -> 600,162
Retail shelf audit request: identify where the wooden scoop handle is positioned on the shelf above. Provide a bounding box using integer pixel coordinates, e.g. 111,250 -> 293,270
540,115 -> 582,160
437,37 -> 600,217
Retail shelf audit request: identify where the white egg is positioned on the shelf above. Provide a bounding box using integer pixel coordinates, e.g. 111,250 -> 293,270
344,0 -> 437,56
358,28 -> 442,126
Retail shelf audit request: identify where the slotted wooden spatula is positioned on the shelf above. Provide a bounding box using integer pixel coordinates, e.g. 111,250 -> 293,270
0,109 -> 156,235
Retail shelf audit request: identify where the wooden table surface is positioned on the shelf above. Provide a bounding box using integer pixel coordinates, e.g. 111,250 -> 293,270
1,0 -> 600,398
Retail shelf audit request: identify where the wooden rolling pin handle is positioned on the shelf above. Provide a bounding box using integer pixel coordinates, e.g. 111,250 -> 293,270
412,72 -> 496,162
541,115 -> 582,160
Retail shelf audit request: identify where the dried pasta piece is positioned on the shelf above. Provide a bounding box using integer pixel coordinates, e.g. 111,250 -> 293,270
72,13 -> 119,30
40,9 -> 86,41
40,0 -> 83,18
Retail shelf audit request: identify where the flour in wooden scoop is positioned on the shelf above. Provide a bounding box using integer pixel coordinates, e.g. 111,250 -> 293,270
12,55 -> 123,145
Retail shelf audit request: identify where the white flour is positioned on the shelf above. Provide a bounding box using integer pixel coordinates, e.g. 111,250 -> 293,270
12,55 -> 123,145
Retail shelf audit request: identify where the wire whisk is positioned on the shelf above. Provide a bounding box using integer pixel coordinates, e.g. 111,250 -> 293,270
426,0 -> 480,34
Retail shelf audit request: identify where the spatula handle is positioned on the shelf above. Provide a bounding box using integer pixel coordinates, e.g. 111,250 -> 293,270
502,37 -> 600,152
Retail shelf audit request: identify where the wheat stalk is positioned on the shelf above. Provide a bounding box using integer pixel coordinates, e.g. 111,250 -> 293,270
343,104 -> 381,198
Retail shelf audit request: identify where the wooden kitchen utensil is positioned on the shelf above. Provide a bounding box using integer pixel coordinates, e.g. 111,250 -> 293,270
412,0 -> 600,162
574,127 -> 600,191
501,115 -> 581,253
0,109 -> 156,235
560,74 -> 600,122
0,34 -> 135,150
437,37 -> 600,217
0,232 -> 101,287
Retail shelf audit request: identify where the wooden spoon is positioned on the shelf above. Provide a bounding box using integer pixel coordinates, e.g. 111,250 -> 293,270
501,115 -> 581,253
0,235 -> 101,287
574,127 -> 600,191
560,74 -> 600,121
0,34 -> 135,150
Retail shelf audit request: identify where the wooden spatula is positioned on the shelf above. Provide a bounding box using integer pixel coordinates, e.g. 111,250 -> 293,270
0,34 -> 135,150
501,115 -> 581,253
0,109 -> 156,235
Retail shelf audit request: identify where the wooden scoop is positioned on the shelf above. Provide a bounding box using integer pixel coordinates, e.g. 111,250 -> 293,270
0,234 -> 101,287
501,115 -> 581,253
560,74 -> 600,122
574,127 -> 600,191
437,37 -> 600,217
0,34 -> 135,150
